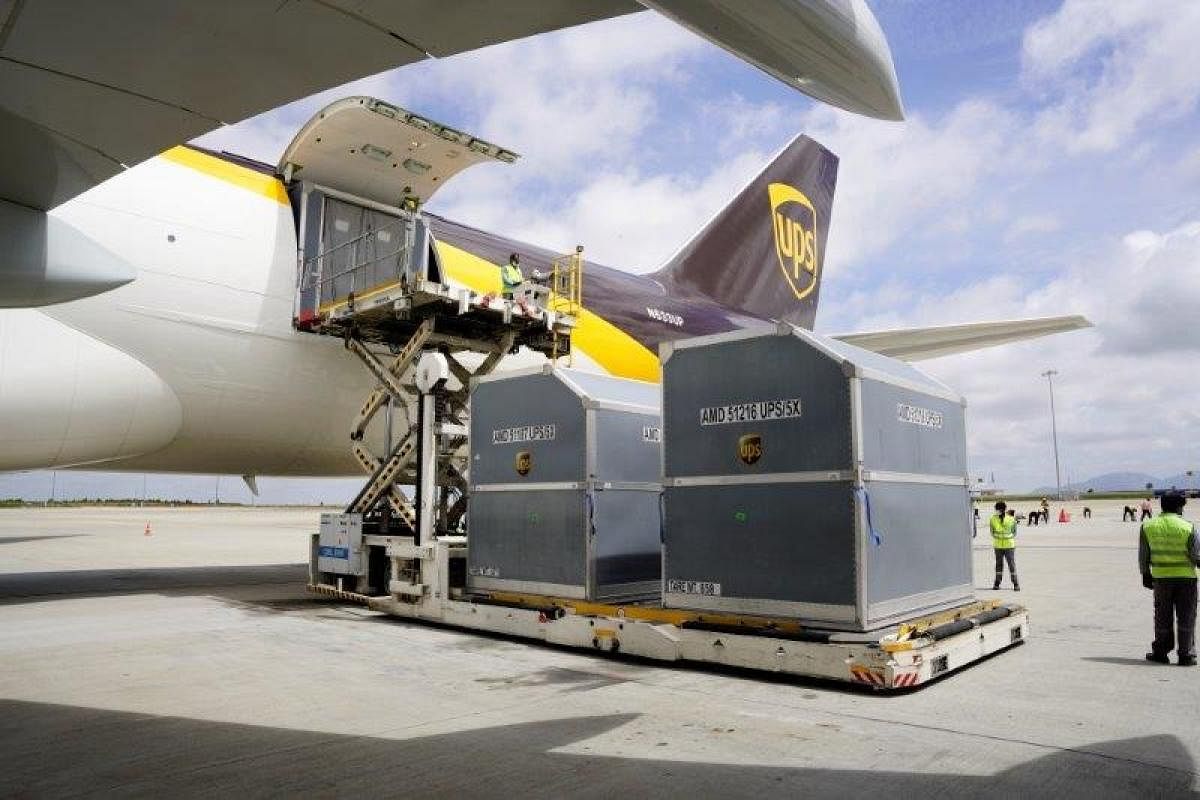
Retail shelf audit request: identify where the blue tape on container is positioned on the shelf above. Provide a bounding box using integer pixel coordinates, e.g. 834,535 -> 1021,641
855,487 -> 884,547
318,546 -> 349,559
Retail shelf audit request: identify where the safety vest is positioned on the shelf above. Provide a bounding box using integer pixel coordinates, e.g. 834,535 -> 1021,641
990,514 -> 1016,550
1143,513 -> 1197,579
501,262 -> 523,289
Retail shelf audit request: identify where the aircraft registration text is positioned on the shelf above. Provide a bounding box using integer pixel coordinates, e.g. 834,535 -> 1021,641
646,307 -> 684,327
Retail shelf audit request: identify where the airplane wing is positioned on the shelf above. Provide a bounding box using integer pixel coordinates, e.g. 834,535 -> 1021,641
0,0 -> 902,214
830,315 -> 1093,362
0,0 -> 903,308
0,0 -> 643,212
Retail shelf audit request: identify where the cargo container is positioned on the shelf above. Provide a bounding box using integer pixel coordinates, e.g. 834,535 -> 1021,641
660,322 -> 972,630
467,365 -> 662,601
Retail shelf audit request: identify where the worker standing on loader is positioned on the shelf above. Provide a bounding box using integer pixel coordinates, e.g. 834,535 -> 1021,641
501,253 -> 524,298
990,500 -> 1019,591
1141,491 -> 1200,666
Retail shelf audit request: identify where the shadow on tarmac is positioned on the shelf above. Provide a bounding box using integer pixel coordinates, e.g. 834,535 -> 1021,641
1080,656 -> 1169,668
0,534 -> 84,546
0,699 -> 1194,798
0,563 -> 307,604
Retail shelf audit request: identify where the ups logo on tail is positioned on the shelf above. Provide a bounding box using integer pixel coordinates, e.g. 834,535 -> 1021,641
768,182 -> 820,300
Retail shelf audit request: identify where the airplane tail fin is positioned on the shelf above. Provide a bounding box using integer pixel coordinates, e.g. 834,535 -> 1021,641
652,135 -> 838,329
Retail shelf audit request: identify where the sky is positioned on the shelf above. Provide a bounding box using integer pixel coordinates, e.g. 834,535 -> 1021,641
5,0 -> 1200,501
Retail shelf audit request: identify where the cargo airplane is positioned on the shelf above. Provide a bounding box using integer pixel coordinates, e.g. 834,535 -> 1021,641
0,0 -> 1088,479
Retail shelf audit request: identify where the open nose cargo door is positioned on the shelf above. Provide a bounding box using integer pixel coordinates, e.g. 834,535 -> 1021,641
280,96 -> 518,326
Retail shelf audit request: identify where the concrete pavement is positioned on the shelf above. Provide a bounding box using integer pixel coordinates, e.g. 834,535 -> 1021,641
0,502 -> 1195,797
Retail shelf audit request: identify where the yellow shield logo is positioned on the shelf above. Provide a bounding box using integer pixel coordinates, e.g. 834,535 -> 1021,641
768,182 -> 819,300
515,451 -> 533,476
737,434 -> 762,466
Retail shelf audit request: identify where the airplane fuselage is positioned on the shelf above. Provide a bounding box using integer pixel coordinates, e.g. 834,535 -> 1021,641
0,147 -> 762,475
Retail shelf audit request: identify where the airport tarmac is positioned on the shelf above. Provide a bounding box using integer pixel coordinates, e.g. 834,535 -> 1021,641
0,500 -> 1196,798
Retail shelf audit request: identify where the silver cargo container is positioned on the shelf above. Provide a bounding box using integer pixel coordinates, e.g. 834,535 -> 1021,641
468,365 -> 662,602
660,322 -> 972,631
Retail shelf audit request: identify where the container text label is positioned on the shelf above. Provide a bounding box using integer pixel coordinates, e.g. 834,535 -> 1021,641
699,398 -> 802,426
896,403 -> 943,429
492,424 -> 556,444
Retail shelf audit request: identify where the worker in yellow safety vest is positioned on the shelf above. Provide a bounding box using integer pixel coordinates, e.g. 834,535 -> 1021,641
990,500 -> 1019,591
1140,491 -> 1200,666
501,253 -> 523,298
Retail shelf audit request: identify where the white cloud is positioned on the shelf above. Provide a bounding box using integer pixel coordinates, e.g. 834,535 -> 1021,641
796,99 -> 1018,276
1179,145 -> 1200,180
1022,1 -> 1161,76
1023,0 -> 1200,154
407,13 -> 707,179
1004,213 -> 1061,241
829,219 -> 1200,490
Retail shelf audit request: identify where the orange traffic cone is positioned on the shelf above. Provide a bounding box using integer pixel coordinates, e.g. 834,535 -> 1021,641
144,522 -> 153,536
1058,508 -> 1070,523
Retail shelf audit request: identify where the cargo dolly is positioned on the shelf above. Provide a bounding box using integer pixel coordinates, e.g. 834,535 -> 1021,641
303,323 -> 1029,691
309,536 -> 1027,691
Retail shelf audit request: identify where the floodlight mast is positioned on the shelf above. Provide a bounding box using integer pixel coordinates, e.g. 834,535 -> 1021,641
1042,369 -> 1062,500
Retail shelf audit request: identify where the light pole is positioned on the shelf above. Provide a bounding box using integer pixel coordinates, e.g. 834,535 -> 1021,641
1041,369 -> 1062,500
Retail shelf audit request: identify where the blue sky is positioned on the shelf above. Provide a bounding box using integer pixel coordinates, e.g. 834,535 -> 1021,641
5,0 -> 1200,501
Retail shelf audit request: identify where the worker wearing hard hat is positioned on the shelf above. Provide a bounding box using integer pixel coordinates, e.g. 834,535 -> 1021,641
1141,491 -> 1200,666
989,500 -> 1019,591
501,253 -> 523,298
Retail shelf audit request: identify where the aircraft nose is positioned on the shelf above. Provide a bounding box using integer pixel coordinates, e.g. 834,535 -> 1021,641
0,202 -> 137,308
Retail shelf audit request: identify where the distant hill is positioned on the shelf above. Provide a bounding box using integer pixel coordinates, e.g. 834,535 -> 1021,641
1160,473 -> 1200,492
1031,471 -> 1200,494
1033,471 -> 1158,494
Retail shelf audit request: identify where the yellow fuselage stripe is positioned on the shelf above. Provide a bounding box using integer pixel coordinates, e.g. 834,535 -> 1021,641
435,243 -> 660,382
161,146 -> 290,205
162,146 -> 659,381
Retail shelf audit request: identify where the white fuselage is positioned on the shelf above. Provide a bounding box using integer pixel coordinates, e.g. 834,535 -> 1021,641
0,154 -> 578,476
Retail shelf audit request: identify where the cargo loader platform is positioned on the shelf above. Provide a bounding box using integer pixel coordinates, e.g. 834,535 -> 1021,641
309,536 -> 1028,692
304,277 -> 571,356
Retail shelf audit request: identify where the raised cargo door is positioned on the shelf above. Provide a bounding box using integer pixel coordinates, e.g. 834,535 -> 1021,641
278,96 -> 518,206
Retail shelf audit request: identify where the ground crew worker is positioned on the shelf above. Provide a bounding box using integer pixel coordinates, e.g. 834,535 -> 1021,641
1140,492 -> 1200,666
501,253 -> 523,298
990,500 -> 1019,591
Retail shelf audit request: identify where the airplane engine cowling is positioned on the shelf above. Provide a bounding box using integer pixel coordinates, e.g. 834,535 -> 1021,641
0,201 -> 138,308
0,310 -> 181,470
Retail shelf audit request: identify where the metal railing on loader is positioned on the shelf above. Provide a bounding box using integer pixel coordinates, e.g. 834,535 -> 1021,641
549,247 -> 583,366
